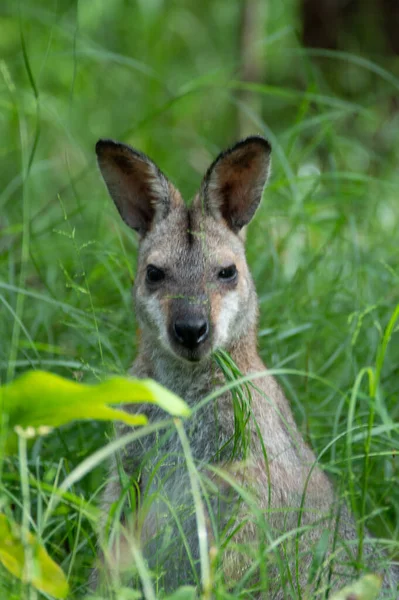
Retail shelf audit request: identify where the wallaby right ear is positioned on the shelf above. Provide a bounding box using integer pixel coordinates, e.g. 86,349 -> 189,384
96,139 -> 175,236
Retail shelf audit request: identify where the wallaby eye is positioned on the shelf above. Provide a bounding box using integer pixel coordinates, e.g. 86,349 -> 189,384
146,265 -> 165,284
218,265 -> 237,282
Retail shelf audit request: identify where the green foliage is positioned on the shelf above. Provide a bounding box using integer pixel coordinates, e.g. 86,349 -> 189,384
329,575 -> 382,600
1,369 -> 190,451
0,371 -> 188,596
0,0 -> 398,598
163,587 -> 197,600
0,513 -> 69,599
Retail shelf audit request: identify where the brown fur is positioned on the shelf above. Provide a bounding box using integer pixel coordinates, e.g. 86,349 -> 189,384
93,137 -> 398,598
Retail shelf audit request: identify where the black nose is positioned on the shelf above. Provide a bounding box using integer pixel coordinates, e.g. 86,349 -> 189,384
173,317 -> 209,350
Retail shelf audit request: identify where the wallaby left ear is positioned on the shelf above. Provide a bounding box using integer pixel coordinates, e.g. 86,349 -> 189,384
200,136 -> 271,232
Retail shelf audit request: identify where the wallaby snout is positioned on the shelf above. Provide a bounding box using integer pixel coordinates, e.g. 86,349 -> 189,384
169,296 -> 211,360
173,315 -> 209,351
173,315 -> 209,350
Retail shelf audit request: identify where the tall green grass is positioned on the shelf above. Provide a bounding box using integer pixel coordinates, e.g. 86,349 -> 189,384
0,0 -> 398,597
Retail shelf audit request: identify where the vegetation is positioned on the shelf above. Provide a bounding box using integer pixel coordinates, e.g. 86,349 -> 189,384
0,0 -> 398,598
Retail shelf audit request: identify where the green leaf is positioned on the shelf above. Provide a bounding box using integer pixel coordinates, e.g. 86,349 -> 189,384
0,370 -> 190,450
329,574 -> 383,600
307,529 -> 330,583
86,587 -> 142,600
164,585 -> 197,600
0,513 -> 69,599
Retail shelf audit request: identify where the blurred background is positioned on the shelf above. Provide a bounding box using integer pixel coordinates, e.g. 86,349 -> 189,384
0,0 -> 398,590
1,0 -> 398,371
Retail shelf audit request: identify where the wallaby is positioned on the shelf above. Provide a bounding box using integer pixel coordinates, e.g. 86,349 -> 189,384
94,136 -> 397,598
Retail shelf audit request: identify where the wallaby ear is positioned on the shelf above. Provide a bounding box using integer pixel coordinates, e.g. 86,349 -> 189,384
96,139 -> 176,236
200,136 -> 271,232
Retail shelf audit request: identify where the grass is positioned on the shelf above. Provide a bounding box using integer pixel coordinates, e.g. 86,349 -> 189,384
0,0 -> 398,598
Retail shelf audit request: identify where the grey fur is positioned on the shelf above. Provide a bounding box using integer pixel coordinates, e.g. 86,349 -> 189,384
94,138 -> 398,598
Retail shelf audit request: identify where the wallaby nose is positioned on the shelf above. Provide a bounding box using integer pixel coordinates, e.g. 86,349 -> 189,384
173,317 -> 209,350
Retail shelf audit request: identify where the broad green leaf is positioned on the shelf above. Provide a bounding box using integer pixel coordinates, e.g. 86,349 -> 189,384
0,513 -> 69,599
0,370 -> 190,450
329,574 -> 382,600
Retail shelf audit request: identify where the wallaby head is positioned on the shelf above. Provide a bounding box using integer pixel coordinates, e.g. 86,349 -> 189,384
96,137 -> 271,363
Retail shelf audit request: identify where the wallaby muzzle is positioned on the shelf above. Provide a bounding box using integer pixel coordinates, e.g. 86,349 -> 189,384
173,316 -> 209,350
168,297 -> 211,361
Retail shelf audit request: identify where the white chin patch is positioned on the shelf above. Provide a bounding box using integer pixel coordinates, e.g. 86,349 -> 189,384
215,292 -> 240,348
